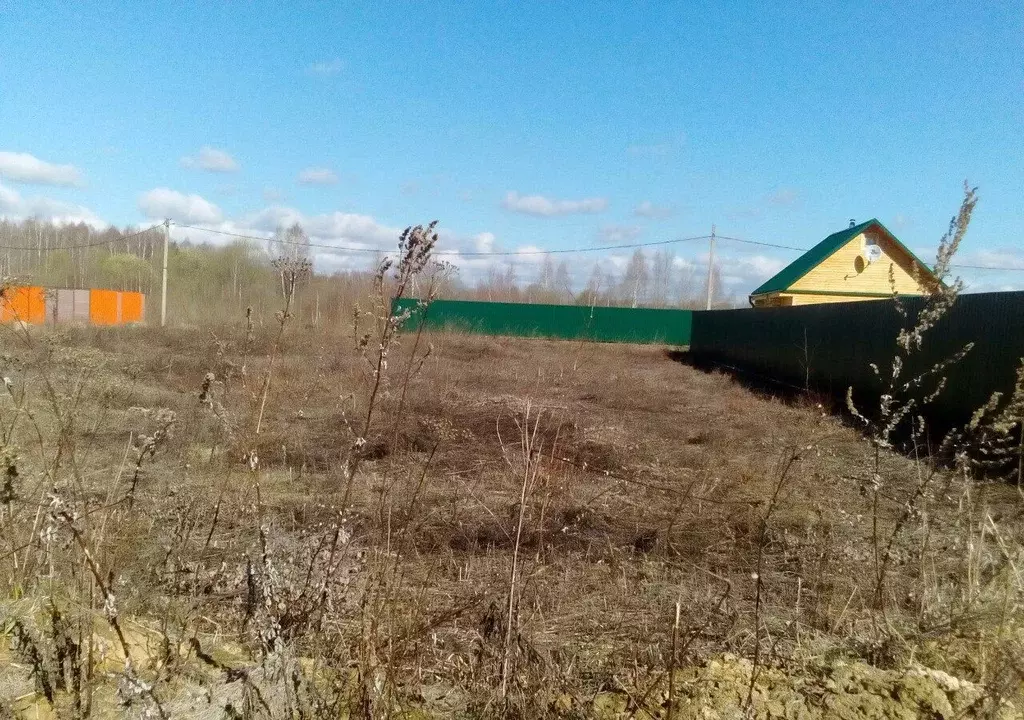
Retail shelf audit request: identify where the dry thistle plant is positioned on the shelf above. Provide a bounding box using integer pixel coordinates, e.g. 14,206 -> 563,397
844,185 -> 979,624
961,359 -> 1024,486
847,182 -> 978,452
840,184 -> 1023,712
337,222 -> 479,717
343,220 -> 451,505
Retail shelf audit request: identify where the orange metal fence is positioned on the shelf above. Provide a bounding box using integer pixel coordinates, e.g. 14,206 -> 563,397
89,289 -> 121,325
1,285 -> 146,325
120,291 -> 145,323
0,286 -> 46,324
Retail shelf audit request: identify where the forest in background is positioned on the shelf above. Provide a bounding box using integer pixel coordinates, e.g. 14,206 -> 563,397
0,218 -> 727,327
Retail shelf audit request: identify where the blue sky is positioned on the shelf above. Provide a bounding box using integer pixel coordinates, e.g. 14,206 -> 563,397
1,1 -> 1022,295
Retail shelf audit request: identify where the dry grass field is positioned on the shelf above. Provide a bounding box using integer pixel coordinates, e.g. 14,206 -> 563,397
1,293 -> 1022,718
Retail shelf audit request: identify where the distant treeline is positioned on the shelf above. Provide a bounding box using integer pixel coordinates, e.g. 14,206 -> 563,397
450,248 -> 722,309
0,218 -> 726,327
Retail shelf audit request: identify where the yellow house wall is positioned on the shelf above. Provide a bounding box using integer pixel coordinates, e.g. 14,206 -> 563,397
788,232 -> 928,296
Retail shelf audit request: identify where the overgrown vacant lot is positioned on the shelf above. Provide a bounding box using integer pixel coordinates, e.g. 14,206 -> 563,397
1,320 -> 1022,718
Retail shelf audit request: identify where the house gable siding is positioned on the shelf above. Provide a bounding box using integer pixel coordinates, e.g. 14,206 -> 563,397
788,231 -> 927,297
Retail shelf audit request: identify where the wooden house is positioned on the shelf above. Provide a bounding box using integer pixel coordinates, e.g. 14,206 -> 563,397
749,219 -> 940,307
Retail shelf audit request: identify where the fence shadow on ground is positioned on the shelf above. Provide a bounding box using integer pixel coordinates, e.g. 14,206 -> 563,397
665,348 -> 838,410
667,348 -> 1005,471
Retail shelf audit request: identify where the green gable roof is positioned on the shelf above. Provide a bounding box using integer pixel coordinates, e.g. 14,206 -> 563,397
750,219 -> 936,297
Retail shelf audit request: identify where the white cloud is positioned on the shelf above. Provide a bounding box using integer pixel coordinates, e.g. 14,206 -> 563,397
634,201 -> 673,219
171,204 -> 396,253
25,198 -> 103,226
603,253 -> 631,272
0,180 -> 103,226
502,191 -> 608,217
180,146 -> 239,173
963,248 -> 1024,271
165,204 -> 402,274
956,275 -> 1015,293
262,186 -> 284,203
473,232 -> 496,253
404,228 -> 504,280
0,183 -> 20,209
0,151 -> 82,186
297,167 -> 339,185
737,254 -> 788,278
909,246 -> 1024,292
305,212 -> 396,247
239,205 -> 304,233
515,245 -> 545,258
597,225 -> 643,244
138,188 -> 223,224
712,253 -> 788,295
173,210 -> 517,281
306,59 -> 344,76
151,196 -> 817,297
451,245 -> 547,269
238,205 -> 396,249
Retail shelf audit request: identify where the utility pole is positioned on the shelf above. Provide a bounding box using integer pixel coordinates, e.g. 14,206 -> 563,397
161,219 -> 170,327
705,224 -> 716,310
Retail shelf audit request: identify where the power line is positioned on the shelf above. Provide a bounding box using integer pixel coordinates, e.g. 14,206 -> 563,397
953,263 -> 1024,271
172,223 -> 1024,271
716,235 -> 809,252
0,222 -> 164,251
171,222 -> 713,256
1,219 -> 1019,272
714,235 -> 1024,272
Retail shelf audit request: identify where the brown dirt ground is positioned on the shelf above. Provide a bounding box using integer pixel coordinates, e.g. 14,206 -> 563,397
1,323 -> 1021,716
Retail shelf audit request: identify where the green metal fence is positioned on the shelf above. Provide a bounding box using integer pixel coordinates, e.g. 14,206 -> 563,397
392,292 -> 1024,430
689,291 -> 1024,428
392,298 -> 693,345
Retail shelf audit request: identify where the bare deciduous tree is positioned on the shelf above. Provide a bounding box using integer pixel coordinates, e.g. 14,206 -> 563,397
620,249 -> 650,308
650,249 -> 673,307
268,222 -> 311,264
